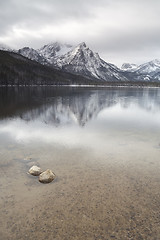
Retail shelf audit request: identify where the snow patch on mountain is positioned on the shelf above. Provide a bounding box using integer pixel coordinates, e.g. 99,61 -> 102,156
15,41 -> 127,81
135,59 -> 160,75
37,42 -> 73,64
122,59 -> 160,81
121,63 -> 138,71
3,41 -> 160,82
53,42 -> 127,81
18,47 -> 47,64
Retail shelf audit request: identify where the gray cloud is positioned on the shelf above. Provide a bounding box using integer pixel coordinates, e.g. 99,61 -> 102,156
0,0 -> 160,66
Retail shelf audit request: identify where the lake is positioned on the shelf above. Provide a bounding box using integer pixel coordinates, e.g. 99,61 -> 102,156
0,86 -> 160,240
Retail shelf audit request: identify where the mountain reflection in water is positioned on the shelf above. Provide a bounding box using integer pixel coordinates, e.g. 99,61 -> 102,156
0,86 -> 160,148
1,88 -> 160,240
0,86 -> 160,127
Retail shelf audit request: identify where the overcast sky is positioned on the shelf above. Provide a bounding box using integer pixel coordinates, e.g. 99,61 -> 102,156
0,0 -> 160,66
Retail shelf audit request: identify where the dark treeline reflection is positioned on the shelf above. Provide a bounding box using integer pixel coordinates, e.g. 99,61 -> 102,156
0,86 -> 160,126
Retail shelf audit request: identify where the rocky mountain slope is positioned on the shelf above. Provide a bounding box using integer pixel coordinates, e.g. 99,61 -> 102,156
121,59 -> 160,81
18,47 -> 48,65
18,42 -> 128,82
1,42 -> 160,82
0,50 -> 93,85
121,63 -> 138,71
51,42 -> 128,82
38,42 -> 73,64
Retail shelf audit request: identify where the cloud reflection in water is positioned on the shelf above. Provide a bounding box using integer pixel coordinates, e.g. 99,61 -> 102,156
0,87 -> 160,150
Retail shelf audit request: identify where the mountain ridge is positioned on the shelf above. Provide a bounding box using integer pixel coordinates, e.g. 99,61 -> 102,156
19,42 -> 129,82
51,42 -> 128,82
0,50 -> 97,85
0,42 -> 160,82
121,59 -> 160,81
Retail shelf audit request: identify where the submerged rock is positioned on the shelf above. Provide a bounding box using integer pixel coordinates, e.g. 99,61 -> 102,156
39,169 -> 55,183
29,165 -> 42,176
23,157 -> 32,162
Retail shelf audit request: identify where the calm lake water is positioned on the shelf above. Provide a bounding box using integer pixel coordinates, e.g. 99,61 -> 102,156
0,86 -> 160,240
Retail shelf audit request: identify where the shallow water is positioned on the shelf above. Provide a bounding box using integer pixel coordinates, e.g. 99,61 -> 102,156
0,86 -> 160,240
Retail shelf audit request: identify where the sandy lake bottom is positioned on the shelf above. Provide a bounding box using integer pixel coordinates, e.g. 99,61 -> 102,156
0,133 -> 160,240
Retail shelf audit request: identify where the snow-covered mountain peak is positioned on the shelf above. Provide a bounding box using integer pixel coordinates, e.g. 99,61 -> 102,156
149,59 -> 160,66
121,59 -> 160,82
71,42 -> 95,55
77,42 -> 87,48
37,42 -> 74,64
121,63 -> 138,71
135,59 -> 160,74
53,42 -> 127,81
19,47 -> 36,54
61,42 -> 97,64
18,47 -> 47,64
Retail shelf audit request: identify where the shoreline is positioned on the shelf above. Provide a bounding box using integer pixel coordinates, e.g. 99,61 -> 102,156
0,83 -> 160,88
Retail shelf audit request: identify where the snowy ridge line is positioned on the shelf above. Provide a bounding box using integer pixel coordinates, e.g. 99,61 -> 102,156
0,41 -> 160,82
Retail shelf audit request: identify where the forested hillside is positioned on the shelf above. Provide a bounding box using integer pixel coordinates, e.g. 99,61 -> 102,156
0,50 -> 93,85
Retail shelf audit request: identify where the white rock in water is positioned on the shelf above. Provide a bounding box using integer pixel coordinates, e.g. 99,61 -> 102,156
39,169 -> 55,183
29,165 -> 42,176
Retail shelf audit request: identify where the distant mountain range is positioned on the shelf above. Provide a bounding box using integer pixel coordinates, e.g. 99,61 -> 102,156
0,42 -> 160,84
121,59 -> 160,81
